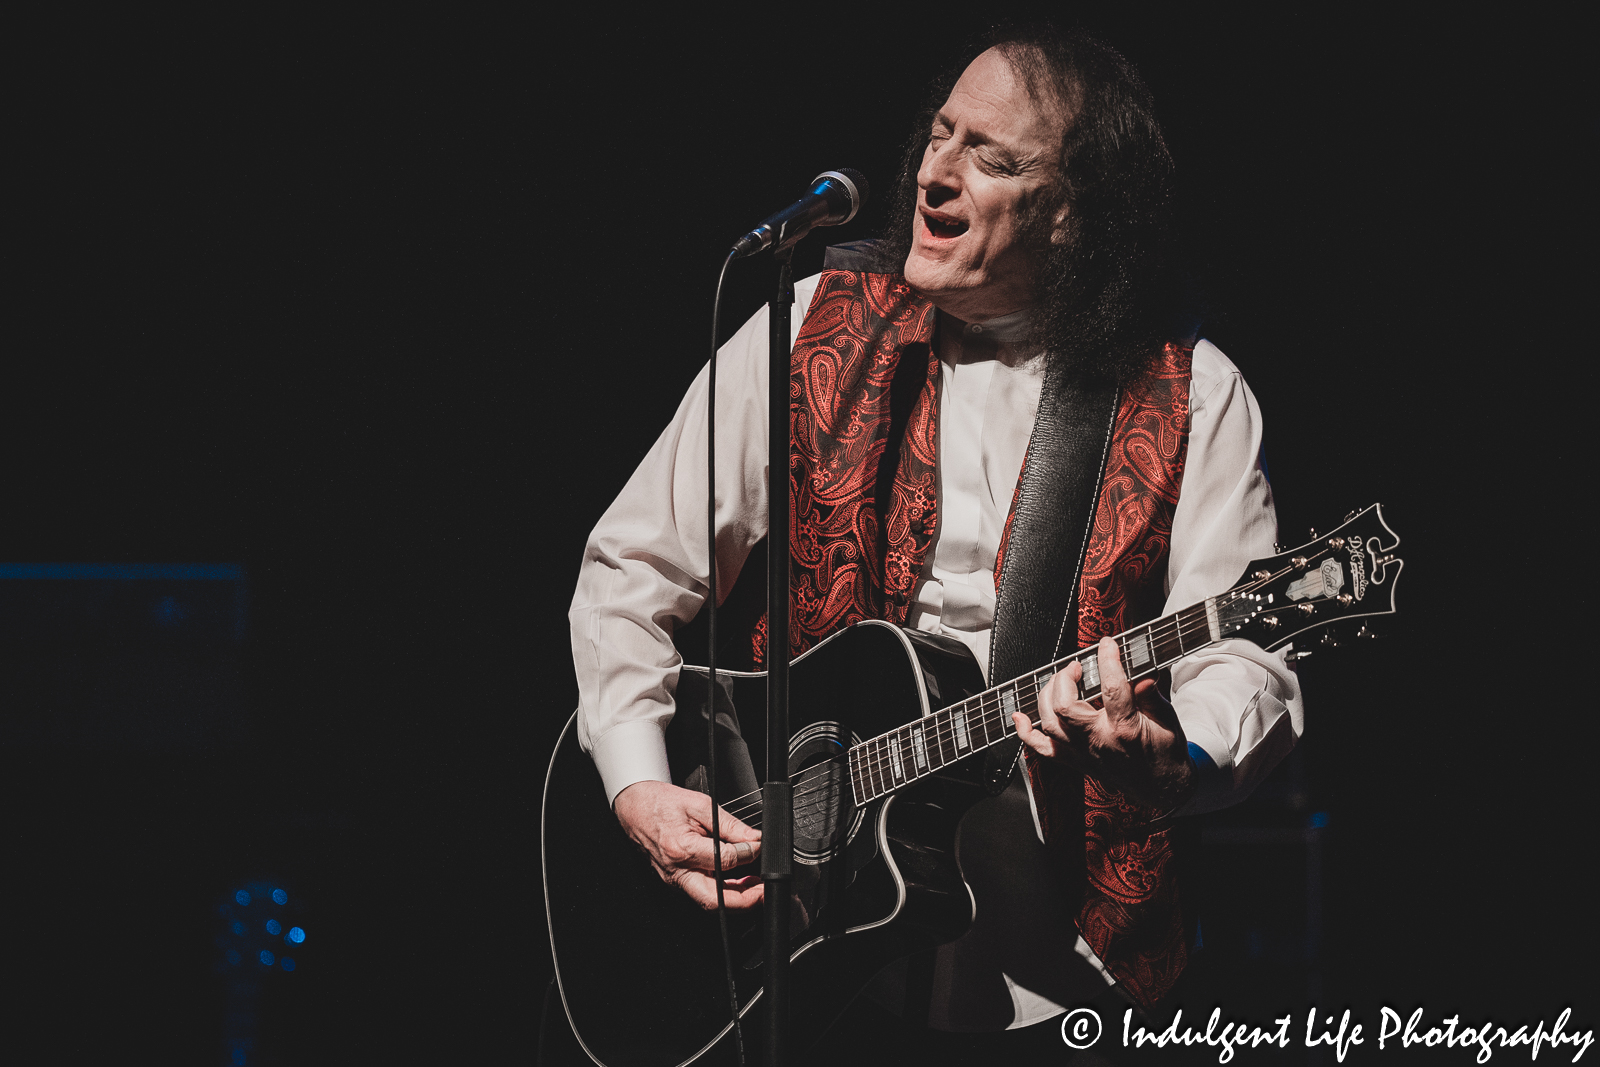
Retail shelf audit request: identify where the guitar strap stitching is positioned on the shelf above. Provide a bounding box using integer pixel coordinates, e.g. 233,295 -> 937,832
1052,385 -> 1120,660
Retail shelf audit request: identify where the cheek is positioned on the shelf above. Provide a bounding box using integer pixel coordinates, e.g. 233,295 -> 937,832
973,188 -> 1027,242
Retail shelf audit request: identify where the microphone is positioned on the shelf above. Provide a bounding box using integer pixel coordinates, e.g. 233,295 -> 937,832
730,169 -> 869,259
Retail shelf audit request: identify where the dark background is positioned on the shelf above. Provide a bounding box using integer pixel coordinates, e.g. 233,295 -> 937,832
8,7 -> 1591,1064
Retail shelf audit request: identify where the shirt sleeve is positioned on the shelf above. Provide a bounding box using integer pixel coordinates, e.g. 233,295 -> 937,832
568,277 -> 819,806
1164,340 -> 1305,815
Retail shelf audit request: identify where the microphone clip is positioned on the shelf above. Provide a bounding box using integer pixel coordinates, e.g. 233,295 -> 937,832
731,169 -> 868,260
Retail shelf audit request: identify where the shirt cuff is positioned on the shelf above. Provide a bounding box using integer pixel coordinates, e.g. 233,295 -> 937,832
589,719 -> 674,807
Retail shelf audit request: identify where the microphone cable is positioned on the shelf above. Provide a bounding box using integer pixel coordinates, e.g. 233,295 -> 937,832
705,247 -> 746,1067
702,169 -> 862,1063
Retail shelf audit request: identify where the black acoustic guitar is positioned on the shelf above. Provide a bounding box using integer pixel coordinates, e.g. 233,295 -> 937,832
543,505 -> 1402,1067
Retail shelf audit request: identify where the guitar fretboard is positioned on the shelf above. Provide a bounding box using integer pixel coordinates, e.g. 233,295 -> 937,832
846,599 -> 1222,803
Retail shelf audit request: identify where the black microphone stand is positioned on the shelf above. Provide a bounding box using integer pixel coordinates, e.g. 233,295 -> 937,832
732,169 -> 865,1064
762,243 -> 794,1067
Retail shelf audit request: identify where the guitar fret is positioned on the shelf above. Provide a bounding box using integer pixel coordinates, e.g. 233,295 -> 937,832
1019,679 -> 1039,719
1125,628 -> 1152,672
977,697 -> 1002,746
1182,605 -> 1208,657
927,711 -> 952,766
1081,652 -> 1100,693
999,685 -> 1019,728
1184,604 -> 1205,654
910,723 -> 929,771
1177,604 -> 1203,655
965,700 -> 985,748
964,699 -> 986,748
952,703 -> 970,752
1165,608 -> 1188,659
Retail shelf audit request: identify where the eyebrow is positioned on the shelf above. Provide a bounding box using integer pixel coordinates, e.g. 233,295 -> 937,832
933,110 -> 1000,149
933,111 -> 1035,169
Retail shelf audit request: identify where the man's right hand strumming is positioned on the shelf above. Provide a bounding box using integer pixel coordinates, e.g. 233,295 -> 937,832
611,780 -> 764,910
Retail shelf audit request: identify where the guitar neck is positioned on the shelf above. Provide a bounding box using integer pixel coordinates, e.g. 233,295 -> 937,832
846,598 -> 1222,804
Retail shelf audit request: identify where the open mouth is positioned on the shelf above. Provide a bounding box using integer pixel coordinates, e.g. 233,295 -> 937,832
922,212 -> 969,239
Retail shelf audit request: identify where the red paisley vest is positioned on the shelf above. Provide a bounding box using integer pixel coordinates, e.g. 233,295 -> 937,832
754,269 -> 1194,1008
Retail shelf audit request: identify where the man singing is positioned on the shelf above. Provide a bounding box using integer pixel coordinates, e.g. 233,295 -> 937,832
569,25 -> 1302,1032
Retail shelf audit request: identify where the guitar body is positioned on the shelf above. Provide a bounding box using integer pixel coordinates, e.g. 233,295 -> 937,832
543,620 -> 991,1067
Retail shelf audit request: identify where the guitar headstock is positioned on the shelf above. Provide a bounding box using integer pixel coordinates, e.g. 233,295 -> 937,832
1216,503 -> 1402,652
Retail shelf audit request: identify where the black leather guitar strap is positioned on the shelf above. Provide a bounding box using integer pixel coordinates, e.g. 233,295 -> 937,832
981,361 -> 1120,792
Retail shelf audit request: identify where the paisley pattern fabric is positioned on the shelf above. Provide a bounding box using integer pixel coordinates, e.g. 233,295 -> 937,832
753,271 -> 940,663
1068,344 -> 1193,1005
757,269 -> 1194,1008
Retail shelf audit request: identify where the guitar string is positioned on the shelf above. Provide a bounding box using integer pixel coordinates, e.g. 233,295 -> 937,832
715,557 -> 1348,821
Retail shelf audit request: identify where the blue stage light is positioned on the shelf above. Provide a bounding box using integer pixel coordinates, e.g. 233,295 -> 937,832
281,957 -> 295,972
226,950 -> 241,965
1309,811 -> 1330,828
236,890 -> 251,906
287,926 -> 305,944
259,950 -> 274,966
265,919 -> 281,935
231,920 -> 245,936
271,888 -> 287,905
153,595 -> 188,625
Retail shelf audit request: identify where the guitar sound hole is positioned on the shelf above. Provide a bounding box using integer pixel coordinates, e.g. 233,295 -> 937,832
788,721 -> 863,865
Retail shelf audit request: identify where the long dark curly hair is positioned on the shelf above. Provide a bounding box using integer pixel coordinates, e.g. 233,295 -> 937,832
873,26 -> 1193,385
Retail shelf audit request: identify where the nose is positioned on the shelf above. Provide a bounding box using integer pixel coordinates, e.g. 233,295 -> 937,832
918,138 -> 959,209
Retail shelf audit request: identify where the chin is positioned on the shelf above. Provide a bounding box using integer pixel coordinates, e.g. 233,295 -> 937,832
903,252 -> 954,297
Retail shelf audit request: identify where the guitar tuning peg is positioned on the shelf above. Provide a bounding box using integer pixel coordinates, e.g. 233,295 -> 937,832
1273,542 -> 1283,553
1320,632 -> 1339,648
1357,624 -> 1378,640
1308,527 -> 1319,540
1344,510 -> 1358,523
